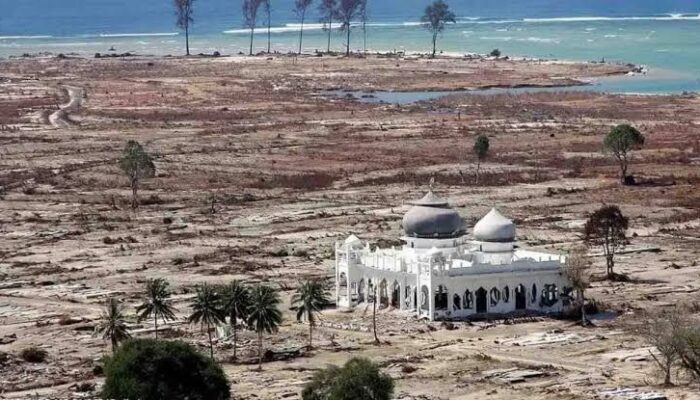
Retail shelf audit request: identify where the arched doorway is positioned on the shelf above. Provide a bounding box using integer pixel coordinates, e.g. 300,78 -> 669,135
420,285 -> 430,311
515,284 -> 526,310
339,273 -> 348,299
463,289 -> 473,309
358,279 -> 365,302
404,285 -> 412,309
391,281 -> 400,308
379,279 -> 389,308
476,287 -> 488,313
435,285 -> 448,311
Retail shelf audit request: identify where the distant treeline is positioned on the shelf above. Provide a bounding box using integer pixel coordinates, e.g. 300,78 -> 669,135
172,0 -> 457,57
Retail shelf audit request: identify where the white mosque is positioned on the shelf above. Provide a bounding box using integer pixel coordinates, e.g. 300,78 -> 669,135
334,191 -> 571,320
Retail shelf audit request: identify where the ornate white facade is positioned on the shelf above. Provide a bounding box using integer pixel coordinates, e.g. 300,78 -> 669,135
335,191 -> 571,321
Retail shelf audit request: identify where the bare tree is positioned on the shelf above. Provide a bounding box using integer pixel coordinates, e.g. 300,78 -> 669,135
584,205 -> 629,279
174,0 -> 195,56
119,141 -> 155,209
421,0 -> 456,58
294,0 -> 314,55
673,313 -> 700,382
318,0 -> 336,53
366,283 -> 379,344
243,0 -> 263,56
636,310 -> 684,386
565,246 -> 592,326
334,0 -> 363,56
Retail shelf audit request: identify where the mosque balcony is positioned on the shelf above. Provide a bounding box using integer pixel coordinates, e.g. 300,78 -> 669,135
428,257 -> 563,277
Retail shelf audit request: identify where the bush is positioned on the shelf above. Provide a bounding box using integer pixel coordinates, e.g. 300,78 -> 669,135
490,48 -> 501,57
302,357 -> 394,400
0,351 -> 10,365
102,339 -> 230,400
20,346 -> 48,363
677,325 -> 700,382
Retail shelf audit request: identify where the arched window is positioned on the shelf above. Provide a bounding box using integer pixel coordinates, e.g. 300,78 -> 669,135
541,284 -> 559,307
339,273 -> 348,295
453,294 -> 461,311
420,286 -> 429,311
531,283 -> 537,304
435,285 -> 448,310
404,285 -> 412,308
463,290 -> 473,309
490,287 -> 501,306
502,286 -> 510,303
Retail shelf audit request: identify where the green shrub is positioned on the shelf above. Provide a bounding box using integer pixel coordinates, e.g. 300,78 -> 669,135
302,357 -> 394,400
20,346 -> 48,363
102,339 -> 230,400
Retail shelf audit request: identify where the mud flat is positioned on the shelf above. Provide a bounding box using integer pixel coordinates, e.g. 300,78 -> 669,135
0,55 -> 699,399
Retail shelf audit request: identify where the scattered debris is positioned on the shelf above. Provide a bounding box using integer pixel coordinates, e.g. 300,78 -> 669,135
596,388 -> 666,400
484,367 -> 551,384
498,330 -> 603,346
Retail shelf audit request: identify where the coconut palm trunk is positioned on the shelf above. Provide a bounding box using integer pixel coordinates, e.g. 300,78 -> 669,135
345,26 -> 351,56
249,27 -> 255,56
207,323 -> 214,359
326,18 -> 332,52
257,330 -> 264,369
431,31 -> 438,58
153,311 -> 158,339
372,287 -> 379,344
185,25 -> 190,56
267,20 -> 271,53
232,322 -> 238,360
308,319 -> 313,348
298,11 -> 306,55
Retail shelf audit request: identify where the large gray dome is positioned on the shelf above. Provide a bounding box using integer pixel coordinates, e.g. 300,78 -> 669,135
402,192 -> 466,239
473,208 -> 516,242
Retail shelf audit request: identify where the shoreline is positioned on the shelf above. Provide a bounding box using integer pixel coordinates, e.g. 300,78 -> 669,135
1,50 -> 642,94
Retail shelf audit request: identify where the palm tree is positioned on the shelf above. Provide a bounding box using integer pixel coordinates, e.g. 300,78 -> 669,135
247,284 -> 283,370
221,280 -> 251,361
136,278 -> 177,339
292,280 -> 330,348
189,284 -> 226,360
421,0 -> 457,58
96,297 -> 131,352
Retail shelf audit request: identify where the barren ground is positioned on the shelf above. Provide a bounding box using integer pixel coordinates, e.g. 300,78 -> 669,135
0,54 -> 699,399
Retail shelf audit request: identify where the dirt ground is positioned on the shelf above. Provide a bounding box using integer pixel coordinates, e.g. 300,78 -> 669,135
0,54 -> 699,399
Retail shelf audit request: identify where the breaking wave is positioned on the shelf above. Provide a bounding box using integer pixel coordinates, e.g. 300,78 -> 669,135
0,35 -> 53,40
222,13 -> 700,35
97,32 -> 179,38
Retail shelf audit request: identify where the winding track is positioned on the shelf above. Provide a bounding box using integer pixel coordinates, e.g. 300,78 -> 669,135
48,85 -> 83,128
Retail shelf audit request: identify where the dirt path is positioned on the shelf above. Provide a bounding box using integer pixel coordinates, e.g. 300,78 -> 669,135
49,85 -> 83,128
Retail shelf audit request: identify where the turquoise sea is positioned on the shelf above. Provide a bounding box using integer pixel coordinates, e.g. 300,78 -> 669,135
2,1 -> 700,93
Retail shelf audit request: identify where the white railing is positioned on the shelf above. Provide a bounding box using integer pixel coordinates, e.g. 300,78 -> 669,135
337,242 -> 563,276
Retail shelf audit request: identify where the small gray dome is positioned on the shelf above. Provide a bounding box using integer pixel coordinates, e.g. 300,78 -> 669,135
473,208 -> 516,242
402,192 -> 465,239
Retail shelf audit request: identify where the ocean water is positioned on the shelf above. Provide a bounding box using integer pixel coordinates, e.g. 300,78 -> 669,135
2,0 -> 700,93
